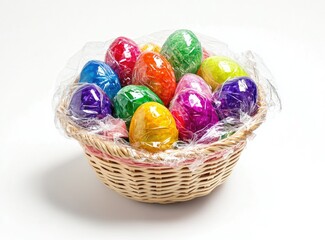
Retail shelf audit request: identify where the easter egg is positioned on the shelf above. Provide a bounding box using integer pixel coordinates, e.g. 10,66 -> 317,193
79,60 -> 121,100
140,42 -> 161,53
220,131 -> 235,140
161,29 -> 202,80
102,117 -> 129,139
129,102 -> 178,152
202,48 -> 210,60
132,51 -> 176,106
170,90 -> 218,142
175,73 -> 212,98
212,77 -> 258,120
113,85 -> 163,125
105,37 -> 141,86
198,56 -> 248,90
69,84 -> 113,124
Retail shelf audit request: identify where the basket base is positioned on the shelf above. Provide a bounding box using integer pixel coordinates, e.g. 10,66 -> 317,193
84,143 -> 245,204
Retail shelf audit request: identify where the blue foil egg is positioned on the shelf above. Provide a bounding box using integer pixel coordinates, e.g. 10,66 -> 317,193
79,60 -> 121,100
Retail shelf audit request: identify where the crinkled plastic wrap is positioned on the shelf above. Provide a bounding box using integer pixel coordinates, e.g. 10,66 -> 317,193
54,30 -> 281,169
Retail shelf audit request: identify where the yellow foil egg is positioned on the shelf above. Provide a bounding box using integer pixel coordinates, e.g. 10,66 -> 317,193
140,42 -> 161,53
129,102 -> 178,152
198,56 -> 248,91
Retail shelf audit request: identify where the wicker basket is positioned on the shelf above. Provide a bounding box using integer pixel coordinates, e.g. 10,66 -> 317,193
56,88 -> 266,204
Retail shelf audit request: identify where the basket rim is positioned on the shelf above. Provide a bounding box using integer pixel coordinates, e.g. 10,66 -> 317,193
56,84 -> 267,164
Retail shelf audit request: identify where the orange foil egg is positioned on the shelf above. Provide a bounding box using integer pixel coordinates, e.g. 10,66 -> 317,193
129,102 -> 178,153
132,52 -> 177,106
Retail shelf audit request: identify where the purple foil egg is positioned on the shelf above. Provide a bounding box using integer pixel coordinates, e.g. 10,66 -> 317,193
175,73 -> 212,98
69,84 -> 113,124
170,89 -> 219,142
212,77 -> 258,120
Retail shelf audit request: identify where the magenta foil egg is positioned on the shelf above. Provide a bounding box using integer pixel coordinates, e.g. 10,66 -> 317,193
175,73 -> 212,98
170,89 -> 218,142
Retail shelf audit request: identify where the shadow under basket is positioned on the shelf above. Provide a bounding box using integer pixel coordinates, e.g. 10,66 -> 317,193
57,91 -> 266,204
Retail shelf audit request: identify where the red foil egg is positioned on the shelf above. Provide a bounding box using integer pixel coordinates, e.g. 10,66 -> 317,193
132,51 -> 177,106
105,37 -> 141,86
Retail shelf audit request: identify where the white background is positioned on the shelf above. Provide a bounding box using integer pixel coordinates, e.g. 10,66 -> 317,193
1,0 -> 325,239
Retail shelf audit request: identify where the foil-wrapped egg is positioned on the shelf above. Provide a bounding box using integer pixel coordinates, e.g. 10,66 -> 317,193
175,73 -> 212,98
161,29 -> 202,81
113,85 -> 163,126
198,56 -> 248,90
129,102 -> 178,152
212,76 -> 258,120
68,84 -> 113,125
79,60 -> 121,100
170,90 -> 218,142
132,51 -> 176,106
140,42 -> 161,53
105,37 -> 141,86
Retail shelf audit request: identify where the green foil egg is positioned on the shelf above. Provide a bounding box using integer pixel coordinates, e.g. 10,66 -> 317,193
161,29 -> 202,81
113,85 -> 163,125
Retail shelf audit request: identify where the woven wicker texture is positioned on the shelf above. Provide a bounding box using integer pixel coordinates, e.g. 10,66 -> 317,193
56,85 -> 266,204
84,141 -> 246,203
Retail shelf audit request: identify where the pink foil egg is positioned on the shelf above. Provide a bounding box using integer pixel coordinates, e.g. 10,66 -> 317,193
102,117 -> 128,140
175,73 -> 212,98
